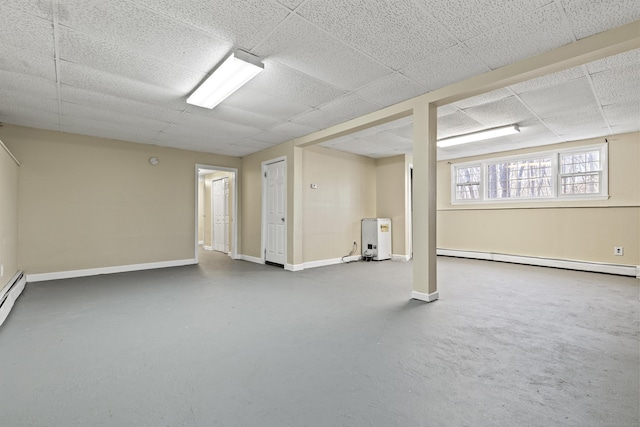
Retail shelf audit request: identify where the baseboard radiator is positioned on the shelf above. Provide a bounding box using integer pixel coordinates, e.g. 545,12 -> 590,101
0,271 -> 26,328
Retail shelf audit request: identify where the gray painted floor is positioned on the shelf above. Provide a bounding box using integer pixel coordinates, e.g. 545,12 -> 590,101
1,251 -> 638,427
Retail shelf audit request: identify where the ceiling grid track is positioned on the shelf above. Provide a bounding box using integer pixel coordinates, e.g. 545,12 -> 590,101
51,0 -> 63,130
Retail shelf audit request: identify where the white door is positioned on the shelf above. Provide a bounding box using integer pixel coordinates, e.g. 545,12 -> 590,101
223,177 -> 230,253
212,178 -> 227,253
265,160 -> 286,265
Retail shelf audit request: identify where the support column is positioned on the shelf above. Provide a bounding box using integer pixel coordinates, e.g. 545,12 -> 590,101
411,101 -> 438,302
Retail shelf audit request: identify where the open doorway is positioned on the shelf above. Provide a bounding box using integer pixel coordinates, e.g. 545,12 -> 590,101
195,165 -> 238,263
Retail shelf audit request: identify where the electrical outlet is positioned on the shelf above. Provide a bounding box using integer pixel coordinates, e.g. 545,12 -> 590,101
614,246 -> 624,256
0,264 -> 3,278
353,240 -> 357,245
310,183 -> 318,189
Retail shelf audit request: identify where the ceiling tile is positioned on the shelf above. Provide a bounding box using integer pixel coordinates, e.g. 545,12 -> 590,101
461,96 -> 535,128
291,94 -> 381,130
223,87 -> 312,120
245,132 -> 291,145
560,0 -> 640,39
590,63 -> 640,105
464,3 -> 573,69
508,66 -> 585,94
417,0 -> 491,42
387,124 -> 413,140
243,60 -> 347,108
0,71 -> 58,100
355,73 -> 427,108
602,101 -> 640,127
60,86 -> 183,123
437,111 -> 485,139
4,0 -> 53,19
269,121 -> 320,138
437,105 -> 459,117
401,44 -> 490,91
452,88 -> 512,109
275,0 -> 305,10
0,44 -> 56,81
297,0 -> 457,69
518,77 -> 599,118
542,108 -> 608,135
58,0 -> 229,74
61,102 -> 170,132
60,62 -> 187,109
610,123 -> 640,136
0,114 -> 59,132
60,117 -> 158,143
186,104 -> 284,131
509,118 -> 563,145
133,0 -> 289,49
586,48 -> 640,74
169,112 -> 264,138
152,131 -> 228,154
0,104 -> 59,127
253,14 -> 391,91
0,89 -> 59,116
0,6 -> 54,57
59,28 -> 207,94
424,0 -> 553,42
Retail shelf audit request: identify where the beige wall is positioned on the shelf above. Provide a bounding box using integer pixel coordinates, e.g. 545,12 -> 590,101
240,140 -> 296,262
302,146 -> 376,262
376,155 -> 410,256
437,132 -> 640,266
0,139 -> 19,290
0,125 -> 241,275
202,171 -> 233,252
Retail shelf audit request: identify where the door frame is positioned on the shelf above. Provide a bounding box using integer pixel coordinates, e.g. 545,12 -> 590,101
261,156 -> 287,265
195,164 -> 239,263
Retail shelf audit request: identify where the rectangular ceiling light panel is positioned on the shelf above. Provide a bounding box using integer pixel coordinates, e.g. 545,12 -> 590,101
437,124 -> 520,147
187,51 -> 264,109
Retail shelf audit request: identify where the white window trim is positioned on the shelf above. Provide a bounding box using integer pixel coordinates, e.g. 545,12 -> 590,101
451,143 -> 609,204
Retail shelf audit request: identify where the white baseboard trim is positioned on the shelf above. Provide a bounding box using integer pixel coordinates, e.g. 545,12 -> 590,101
412,290 -> 439,302
392,254 -> 411,262
239,254 -> 264,265
437,249 -> 638,278
26,259 -> 197,283
203,245 -> 213,251
637,266 -> 640,279
286,255 -> 363,272
285,263 -> 303,272
0,272 -> 27,327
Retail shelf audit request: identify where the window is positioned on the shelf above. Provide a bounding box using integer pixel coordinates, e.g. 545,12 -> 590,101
451,143 -> 608,203
486,157 -> 553,200
559,149 -> 602,196
454,165 -> 481,200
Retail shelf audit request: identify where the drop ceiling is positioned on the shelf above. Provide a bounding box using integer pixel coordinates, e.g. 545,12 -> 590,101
0,1 -> 638,160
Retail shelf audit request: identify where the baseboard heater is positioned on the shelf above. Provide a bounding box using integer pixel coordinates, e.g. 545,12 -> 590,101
0,271 -> 26,328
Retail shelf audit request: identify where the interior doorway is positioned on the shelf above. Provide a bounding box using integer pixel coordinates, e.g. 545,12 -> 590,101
195,165 -> 238,263
262,157 -> 286,267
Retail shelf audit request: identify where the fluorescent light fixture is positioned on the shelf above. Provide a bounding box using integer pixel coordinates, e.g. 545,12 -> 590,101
437,124 -> 520,147
187,50 -> 264,109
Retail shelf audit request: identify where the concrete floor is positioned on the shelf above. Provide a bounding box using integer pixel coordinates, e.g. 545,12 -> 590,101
0,251 -> 638,427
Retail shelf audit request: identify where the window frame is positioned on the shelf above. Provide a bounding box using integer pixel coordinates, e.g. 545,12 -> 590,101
451,143 -> 608,204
